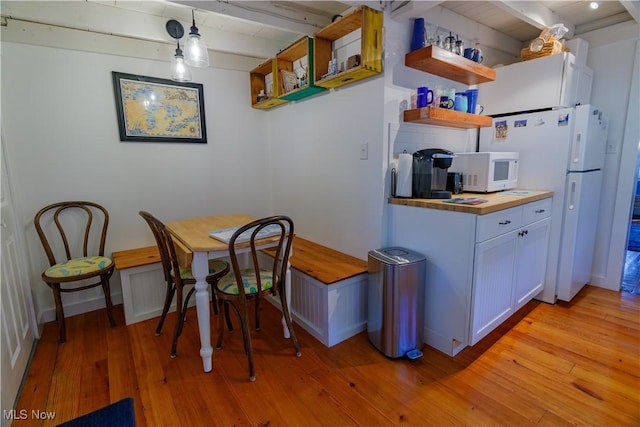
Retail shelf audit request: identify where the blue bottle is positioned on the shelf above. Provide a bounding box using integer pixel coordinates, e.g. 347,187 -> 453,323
410,18 -> 426,52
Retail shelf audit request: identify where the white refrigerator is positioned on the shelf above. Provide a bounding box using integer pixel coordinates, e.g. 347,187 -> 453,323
479,104 -> 608,303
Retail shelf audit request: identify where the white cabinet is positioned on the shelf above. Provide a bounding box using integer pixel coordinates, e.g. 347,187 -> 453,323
470,228 -> 518,345
470,202 -> 551,345
388,197 -> 551,356
513,218 -> 549,310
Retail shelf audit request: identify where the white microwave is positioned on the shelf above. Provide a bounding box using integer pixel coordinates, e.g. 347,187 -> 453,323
449,152 -> 519,193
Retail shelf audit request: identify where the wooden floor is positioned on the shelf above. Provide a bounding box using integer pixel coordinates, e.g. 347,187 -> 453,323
13,285 -> 640,426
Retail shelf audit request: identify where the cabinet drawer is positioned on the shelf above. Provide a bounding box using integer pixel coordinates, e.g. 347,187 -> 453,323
476,206 -> 522,242
522,198 -> 552,225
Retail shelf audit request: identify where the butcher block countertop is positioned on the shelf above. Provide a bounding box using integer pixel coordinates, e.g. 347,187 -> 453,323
389,190 -> 553,215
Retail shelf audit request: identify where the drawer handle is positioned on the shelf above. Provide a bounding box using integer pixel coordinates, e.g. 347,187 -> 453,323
499,220 -> 511,225
535,209 -> 545,213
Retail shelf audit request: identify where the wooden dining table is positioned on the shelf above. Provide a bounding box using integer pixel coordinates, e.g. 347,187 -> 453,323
166,214 -> 293,373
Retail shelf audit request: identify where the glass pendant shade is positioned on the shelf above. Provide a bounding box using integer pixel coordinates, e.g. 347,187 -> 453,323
171,45 -> 192,82
185,34 -> 209,67
184,10 -> 209,67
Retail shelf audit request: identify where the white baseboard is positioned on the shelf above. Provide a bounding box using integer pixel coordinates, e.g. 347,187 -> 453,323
38,292 -> 124,324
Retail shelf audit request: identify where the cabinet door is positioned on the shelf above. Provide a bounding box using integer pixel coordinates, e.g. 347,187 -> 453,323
470,231 -> 517,345
514,218 -> 550,310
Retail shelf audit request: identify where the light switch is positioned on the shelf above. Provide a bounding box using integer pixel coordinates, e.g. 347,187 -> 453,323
360,142 -> 368,160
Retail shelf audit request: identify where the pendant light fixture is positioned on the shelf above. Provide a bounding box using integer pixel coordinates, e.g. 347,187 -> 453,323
166,19 -> 192,82
184,10 -> 210,68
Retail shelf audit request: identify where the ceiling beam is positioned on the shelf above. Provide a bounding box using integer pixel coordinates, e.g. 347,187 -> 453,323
390,1 -> 443,20
171,0 -> 331,35
391,1 -> 523,57
620,0 -> 640,23
0,1 -> 290,59
575,11 -> 635,35
492,1 -> 575,38
339,1 -> 386,11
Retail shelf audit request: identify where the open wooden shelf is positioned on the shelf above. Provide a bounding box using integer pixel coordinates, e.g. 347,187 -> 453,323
313,6 -> 382,89
405,45 -> 496,85
250,59 -> 288,110
403,106 -> 492,128
276,36 -> 326,101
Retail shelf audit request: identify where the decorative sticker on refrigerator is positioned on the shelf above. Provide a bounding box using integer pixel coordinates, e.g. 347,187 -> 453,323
558,113 -> 569,126
514,119 -> 527,127
494,120 -> 508,141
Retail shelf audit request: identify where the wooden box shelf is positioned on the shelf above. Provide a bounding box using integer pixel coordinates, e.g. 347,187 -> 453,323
403,106 -> 492,128
405,45 -> 496,85
313,6 -> 382,89
276,36 -> 326,102
250,59 -> 288,110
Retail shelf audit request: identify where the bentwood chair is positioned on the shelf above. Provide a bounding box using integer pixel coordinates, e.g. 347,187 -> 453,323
139,211 -> 231,358
34,201 -> 116,343
214,215 -> 301,381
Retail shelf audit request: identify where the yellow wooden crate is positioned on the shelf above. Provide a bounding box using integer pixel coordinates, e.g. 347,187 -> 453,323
313,6 -> 383,89
249,58 -> 288,109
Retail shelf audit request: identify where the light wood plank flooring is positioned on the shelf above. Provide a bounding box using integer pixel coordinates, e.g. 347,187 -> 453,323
13,285 -> 640,426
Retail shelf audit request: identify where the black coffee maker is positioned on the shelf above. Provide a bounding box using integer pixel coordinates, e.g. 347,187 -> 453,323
412,148 -> 455,199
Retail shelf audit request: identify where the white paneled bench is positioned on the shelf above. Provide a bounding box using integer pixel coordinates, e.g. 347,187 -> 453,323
114,238 -> 369,348
260,237 -> 369,347
112,246 -> 166,325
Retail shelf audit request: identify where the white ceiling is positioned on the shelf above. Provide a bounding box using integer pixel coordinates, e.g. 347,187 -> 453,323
1,1 -> 638,59
437,0 -> 637,41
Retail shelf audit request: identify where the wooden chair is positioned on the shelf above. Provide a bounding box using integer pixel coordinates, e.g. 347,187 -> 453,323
34,201 -> 116,343
214,215 -> 301,381
139,211 -> 231,358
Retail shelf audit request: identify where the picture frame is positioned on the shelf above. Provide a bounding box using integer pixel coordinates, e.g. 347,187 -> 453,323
112,72 -> 207,143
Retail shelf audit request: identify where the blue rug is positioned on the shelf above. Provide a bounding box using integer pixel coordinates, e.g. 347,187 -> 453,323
56,398 -> 135,427
628,222 -> 640,252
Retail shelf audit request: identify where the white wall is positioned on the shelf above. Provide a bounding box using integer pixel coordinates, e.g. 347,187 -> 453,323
579,22 -> 640,290
1,28 -> 271,322
268,78 -> 386,259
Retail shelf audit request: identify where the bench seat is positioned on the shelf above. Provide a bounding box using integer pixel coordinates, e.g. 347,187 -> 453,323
113,246 -> 167,325
114,237 -> 370,346
113,246 -> 160,270
260,236 -> 368,347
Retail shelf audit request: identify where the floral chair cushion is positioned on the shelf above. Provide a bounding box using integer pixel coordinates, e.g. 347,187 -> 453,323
44,256 -> 113,278
216,268 -> 275,295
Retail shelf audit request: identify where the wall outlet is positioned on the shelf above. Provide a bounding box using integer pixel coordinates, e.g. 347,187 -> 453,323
360,142 -> 368,160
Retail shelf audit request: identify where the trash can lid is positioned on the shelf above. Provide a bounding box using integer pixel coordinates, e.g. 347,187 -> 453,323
368,247 -> 426,265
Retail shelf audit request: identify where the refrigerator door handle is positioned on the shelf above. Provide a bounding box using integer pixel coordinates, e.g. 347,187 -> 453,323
572,132 -> 582,164
568,180 -> 577,210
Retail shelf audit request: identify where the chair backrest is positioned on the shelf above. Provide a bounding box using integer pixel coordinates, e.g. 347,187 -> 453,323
138,211 -> 181,284
34,201 -> 110,266
228,215 -> 294,297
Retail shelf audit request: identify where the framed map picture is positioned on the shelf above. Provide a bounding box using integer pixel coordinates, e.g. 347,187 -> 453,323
112,72 -> 206,143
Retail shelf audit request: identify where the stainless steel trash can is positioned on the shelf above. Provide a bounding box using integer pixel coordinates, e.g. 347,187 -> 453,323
367,247 -> 426,358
